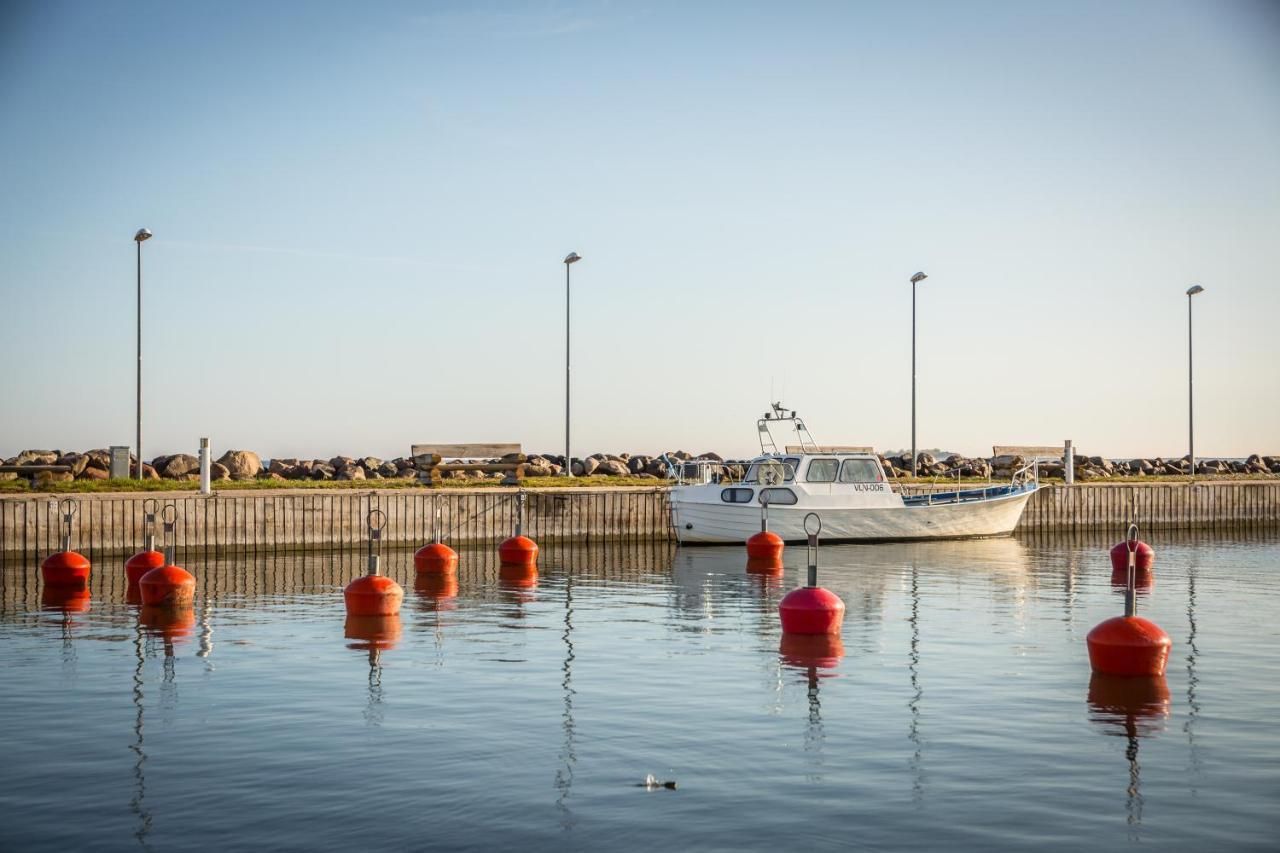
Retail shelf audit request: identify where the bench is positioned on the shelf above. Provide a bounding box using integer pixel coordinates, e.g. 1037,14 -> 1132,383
0,464 -> 73,487
411,443 -> 526,487
992,442 -> 1076,484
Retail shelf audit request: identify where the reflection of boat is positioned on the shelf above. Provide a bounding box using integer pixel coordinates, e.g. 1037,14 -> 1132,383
670,404 -> 1036,544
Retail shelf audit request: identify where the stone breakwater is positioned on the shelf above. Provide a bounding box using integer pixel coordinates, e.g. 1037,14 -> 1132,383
4,447 -> 1279,485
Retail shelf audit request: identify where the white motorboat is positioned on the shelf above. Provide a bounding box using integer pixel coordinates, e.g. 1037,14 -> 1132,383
667,404 -> 1037,544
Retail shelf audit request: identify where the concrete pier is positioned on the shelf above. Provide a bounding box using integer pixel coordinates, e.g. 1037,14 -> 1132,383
1,481 -> 1277,564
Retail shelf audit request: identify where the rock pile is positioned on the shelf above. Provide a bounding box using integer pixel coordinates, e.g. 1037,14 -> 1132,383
3,448 -> 1278,485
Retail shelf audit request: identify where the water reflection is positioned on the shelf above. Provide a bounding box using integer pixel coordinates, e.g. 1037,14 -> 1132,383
1086,674 -> 1171,829
344,614 -> 402,728
779,634 -> 844,783
907,563 -> 924,805
554,562 -> 577,831
1185,554 -> 1202,794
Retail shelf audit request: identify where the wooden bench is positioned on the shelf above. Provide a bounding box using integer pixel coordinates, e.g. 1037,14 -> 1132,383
411,443 -> 526,487
993,442 -> 1075,484
0,464 -> 73,487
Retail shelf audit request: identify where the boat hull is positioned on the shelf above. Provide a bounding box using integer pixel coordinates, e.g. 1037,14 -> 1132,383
672,487 -> 1035,544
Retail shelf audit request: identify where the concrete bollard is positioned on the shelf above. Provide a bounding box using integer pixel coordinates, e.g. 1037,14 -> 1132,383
199,437 -> 211,495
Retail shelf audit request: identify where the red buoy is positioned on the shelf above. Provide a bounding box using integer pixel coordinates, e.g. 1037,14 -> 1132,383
345,574 -> 404,616
139,564 -> 197,607
780,586 -> 845,635
41,551 -> 91,589
414,542 -> 458,574
1110,539 -> 1154,572
746,555 -> 784,574
1087,616 -> 1172,677
746,530 -> 784,560
498,535 -> 539,567
125,549 -> 166,586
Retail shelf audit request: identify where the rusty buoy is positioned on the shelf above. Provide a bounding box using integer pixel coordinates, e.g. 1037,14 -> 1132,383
345,509 -> 403,616
139,564 -> 196,607
41,498 -> 90,589
778,513 -> 845,636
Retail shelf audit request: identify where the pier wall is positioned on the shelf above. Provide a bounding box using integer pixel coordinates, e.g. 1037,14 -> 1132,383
2,481 -> 1277,563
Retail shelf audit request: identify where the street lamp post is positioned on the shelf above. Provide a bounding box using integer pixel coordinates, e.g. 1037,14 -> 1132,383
1186,284 -> 1205,475
563,252 -> 581,477
909,272 -> 928,478
134,228 -> 152,479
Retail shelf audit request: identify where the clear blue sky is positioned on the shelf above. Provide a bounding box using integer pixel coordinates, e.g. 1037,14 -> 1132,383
2,0 -> 1277,461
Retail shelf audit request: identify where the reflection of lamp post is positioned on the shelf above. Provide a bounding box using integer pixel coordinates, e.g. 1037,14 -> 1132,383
908,562 -> 923,803
555,565 -> 577,827
909,272 -> 928,477
1185,285 -> 1205,474
133,228 -> 152,479
563,252 -> 582,477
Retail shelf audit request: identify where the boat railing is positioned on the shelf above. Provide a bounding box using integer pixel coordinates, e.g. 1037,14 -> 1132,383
916,458 -> 1038,505
663,456 -> 798,487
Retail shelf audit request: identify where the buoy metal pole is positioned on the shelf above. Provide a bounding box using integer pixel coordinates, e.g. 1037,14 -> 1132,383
806,522 -> 818,588
59,498 -> 74,553
345,509 -> 403,615
1124,523 -> 1137,618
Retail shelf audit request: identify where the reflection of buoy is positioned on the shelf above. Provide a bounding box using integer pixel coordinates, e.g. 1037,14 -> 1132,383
41,586 -> 91,613
1087,616 -> 1171,676
344,614 -> 403,651
746,530 -> 784,560
1087,672 -> 1171,737
499,563 -> 539,589
498,535 -> 539,567
140,605 -> 196,642
414,572 -> 459,603
779,513 -> 844,635
41,551 -> 91,589
414,542 -> 458,574
125,550 -> 165,586
1110,539 -> 1154,572
139,564 -> 196,607
746,555 -> 784,574
779,633 -> 845,669
1111,567 -> 1153,592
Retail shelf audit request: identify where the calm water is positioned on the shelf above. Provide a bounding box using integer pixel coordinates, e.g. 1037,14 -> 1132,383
1,531 -> 1278,852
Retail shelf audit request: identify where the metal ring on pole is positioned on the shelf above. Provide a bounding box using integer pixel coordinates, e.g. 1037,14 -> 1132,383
59,497 -> 79,521
803,512 -> 822,538
142,497 -> 158,519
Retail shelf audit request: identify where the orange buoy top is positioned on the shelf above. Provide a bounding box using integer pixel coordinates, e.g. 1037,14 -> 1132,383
498,535 -> 539,567
345,574 -> 404,616
779,586 -> 845,635
414,542 -> 458,574
746,530 -> 784,560
1086,615 -> 1172,677
41,551 -> 91,588
126,550 -> 166,586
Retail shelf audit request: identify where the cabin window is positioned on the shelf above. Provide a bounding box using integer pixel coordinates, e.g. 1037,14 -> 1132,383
839,458 -> 883,483
759,488 -> 797,506
806,458 -> 839,483
721,487 -> 754,504
745,458 -> 798,484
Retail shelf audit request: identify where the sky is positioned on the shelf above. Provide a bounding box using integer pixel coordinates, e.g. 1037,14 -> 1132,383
1,0 -> 1278,462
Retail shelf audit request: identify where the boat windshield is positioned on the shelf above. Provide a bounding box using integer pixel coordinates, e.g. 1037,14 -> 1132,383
743,457 -> 798,484
839,458 -> 884,483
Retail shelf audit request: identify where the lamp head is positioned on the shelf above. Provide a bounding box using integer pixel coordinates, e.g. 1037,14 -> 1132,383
1186,285 -> 1204,296
134,228 -> 152,242
564,252 -> 581,265
910,271 -> 927,284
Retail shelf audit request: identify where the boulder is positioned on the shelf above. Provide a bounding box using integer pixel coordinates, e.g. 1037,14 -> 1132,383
16,450 -> 58,466
141,463 -> 160,480
336,466 -> 366,481
645,458 -> 669,478
916,452 -> 936,468
210,462 -> 232,481
570,460 -> 587,477
162,454 -> 199,478
595,459 -> 630,477
268,458 -> 297,476
57,453 -> 90,477
79,467 -> 109,481
258,472 -> 286,481
378,462 -> 399,478
329,456 -> 354,470
628,456 -> 650,474
361,457 -> 382,471
310,464 -> 335,481
580,457 -> 600,476
216,450 -> 261,479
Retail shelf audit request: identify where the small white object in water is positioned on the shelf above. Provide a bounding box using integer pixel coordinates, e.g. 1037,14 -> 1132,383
639,774 -> 677,790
